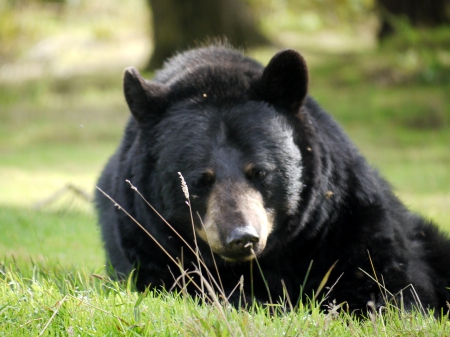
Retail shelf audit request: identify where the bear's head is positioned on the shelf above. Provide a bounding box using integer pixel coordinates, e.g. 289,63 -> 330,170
123,49 -> 308,262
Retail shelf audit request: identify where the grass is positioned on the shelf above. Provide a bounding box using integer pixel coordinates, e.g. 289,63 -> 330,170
1,0 -> 450,335
0,206 -> 102,268
1,263 -> 450,336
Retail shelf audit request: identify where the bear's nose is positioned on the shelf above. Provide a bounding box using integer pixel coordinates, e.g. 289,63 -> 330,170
226,226 -> 260,252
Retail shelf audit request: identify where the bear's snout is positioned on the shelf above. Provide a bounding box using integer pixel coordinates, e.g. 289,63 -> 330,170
225,226 -> 260,258
226,226 -> 259,250
196,182 -> 273,261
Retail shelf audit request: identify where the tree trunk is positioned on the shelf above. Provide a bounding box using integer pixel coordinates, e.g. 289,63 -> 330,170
378,0 -> 450,39
146,0 -> 269,70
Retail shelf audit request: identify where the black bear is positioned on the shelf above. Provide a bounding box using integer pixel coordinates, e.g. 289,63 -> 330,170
96,45 -> 450,314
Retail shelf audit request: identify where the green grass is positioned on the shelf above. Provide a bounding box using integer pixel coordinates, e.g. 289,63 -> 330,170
0,206 -> 102,268
2,263 -> 450,336
1,1 -> 450,335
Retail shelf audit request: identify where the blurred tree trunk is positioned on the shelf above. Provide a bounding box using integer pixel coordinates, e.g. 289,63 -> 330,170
145,0 -> 269,70
377,0 -> 450,39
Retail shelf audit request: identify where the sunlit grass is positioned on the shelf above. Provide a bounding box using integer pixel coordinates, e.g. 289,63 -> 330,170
0,206 -> 102,269
1,262 -> 449,336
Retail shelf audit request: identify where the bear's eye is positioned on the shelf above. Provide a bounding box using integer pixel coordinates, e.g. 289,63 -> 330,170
245,167 -> 266,182
195,170 -> 215,190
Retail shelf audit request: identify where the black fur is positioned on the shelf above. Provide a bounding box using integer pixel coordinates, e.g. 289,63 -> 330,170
96,46 -> 450,315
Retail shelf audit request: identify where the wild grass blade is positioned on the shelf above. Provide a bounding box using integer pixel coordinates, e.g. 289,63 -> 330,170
251,249 -> 273,312
125,179 -> 226,299
297,260 -> 314,307
96,185 -> 204,296
314,260 -> 338,302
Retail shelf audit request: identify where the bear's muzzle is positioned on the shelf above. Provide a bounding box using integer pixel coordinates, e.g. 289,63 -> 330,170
196,182 -> 273,262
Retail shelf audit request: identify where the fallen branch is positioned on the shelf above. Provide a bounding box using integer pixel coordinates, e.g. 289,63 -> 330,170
34,184 -> 92,210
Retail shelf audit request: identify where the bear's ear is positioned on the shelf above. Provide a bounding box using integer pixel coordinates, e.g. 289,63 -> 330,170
123,67 -> 169,124
260,49 -> 308,111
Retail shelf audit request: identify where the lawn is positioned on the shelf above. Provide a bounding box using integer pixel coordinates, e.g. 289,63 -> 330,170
1,0 -> 449,335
